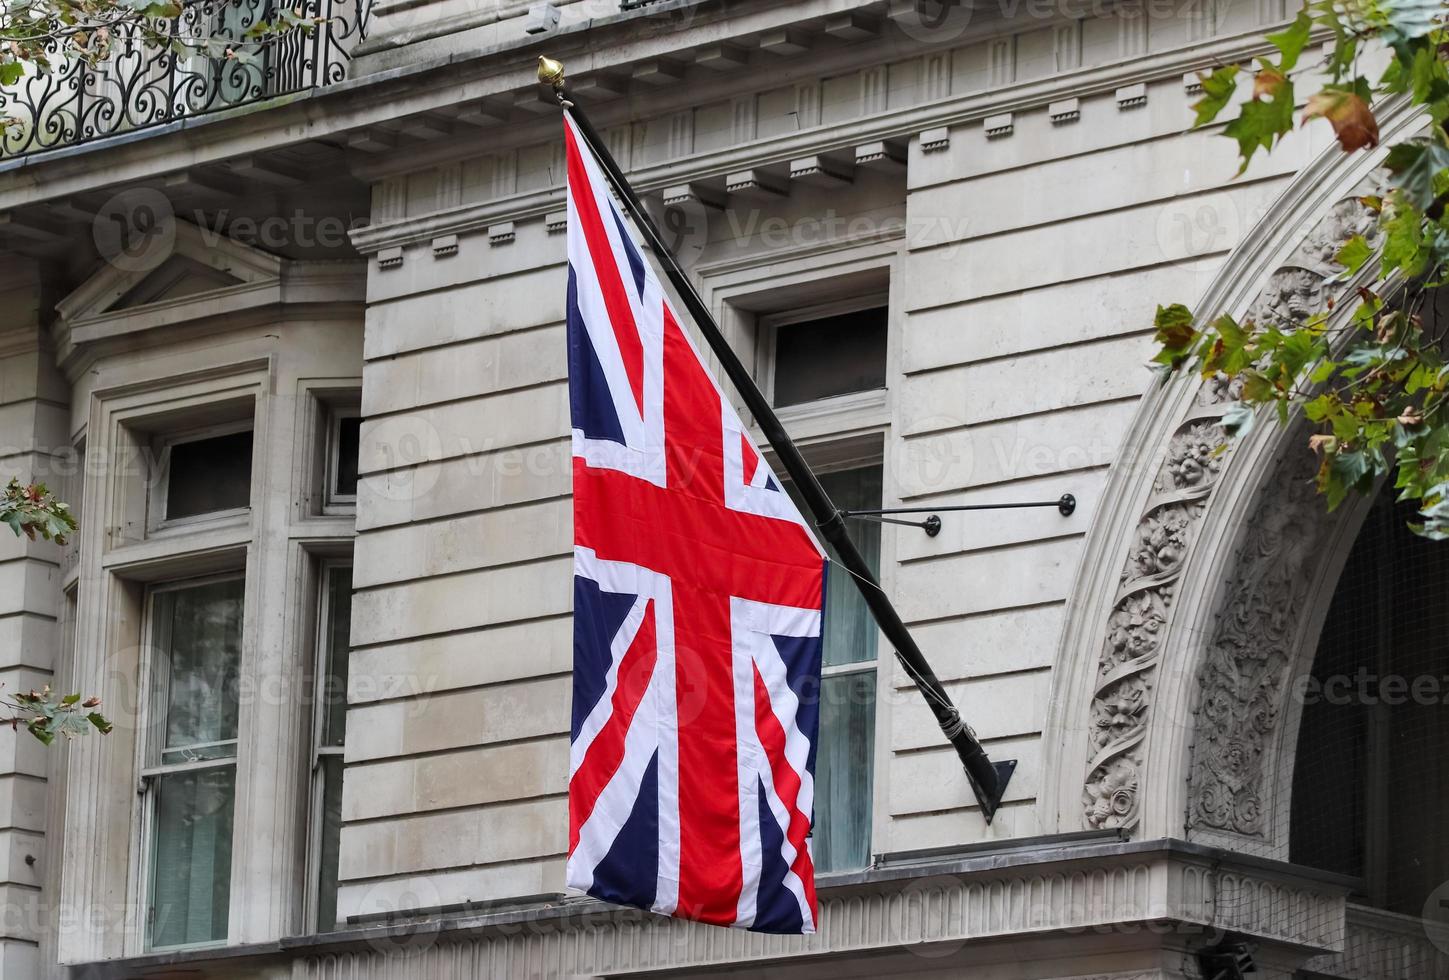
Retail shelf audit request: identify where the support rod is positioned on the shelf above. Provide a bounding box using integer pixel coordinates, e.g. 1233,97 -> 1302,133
543,58 -> 1014,821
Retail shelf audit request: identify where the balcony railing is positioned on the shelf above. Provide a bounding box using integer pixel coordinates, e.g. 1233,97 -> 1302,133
0,0 -> 369,158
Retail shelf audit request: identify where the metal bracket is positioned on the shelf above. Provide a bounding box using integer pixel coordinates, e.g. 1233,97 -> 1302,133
972,759 -> 1017,824
842,493 -> 1076,537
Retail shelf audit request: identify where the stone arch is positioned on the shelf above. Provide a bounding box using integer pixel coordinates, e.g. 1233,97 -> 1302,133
1040,97 -> 1425,848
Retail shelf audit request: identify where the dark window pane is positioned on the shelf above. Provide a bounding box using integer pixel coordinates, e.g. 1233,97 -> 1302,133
814,671 -> 876,872
166,430 -> 253,520
321,566 -> 352,747
333,416 -> 360,498
773,307 -> 887,407
315,755 -> 344,932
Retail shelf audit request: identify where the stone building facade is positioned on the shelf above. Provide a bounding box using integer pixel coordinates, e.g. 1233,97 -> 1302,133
0,0 -> 1442,977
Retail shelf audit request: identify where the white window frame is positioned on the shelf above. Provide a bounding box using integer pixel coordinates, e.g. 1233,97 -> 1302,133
775,437 -> 887,874
146,418 -> 255,535
321,407 -> 361,515
134,571 -> 247,953
815,454 -> 886,681
304,559 -> 352,933
706,245 -> 903,868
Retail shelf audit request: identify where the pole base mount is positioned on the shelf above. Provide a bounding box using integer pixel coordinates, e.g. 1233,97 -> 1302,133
968,758 -> 1017,825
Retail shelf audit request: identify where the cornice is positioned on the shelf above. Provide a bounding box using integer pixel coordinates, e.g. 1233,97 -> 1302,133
0,0 -> 1294,219
348,28 -> 1307,255
65,837 -> 1350,979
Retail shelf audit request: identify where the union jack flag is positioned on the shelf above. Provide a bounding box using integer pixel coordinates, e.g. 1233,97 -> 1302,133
563,112 -> 828,934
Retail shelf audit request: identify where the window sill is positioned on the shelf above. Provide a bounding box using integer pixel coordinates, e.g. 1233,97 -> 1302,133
101,523 -> 251,582
751,390 -> 889,455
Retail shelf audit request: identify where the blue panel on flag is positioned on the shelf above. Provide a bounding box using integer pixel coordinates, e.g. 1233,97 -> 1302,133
611,209 -> 647,299
753,775 -> 805,935
572,575 -> 639,737
591,751 -> 659,911
770,629 -> 824,778
567,266 -> 627,446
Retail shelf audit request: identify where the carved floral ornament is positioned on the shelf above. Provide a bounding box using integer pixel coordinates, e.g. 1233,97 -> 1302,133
1082,180 -> 1385,834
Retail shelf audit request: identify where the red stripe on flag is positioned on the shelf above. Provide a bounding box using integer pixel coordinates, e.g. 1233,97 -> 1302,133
569,601 -> 658,855
564,123 -> 647,415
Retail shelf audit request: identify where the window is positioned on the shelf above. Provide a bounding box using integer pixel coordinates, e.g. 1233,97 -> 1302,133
329,414 -> 361,502
786,464 -> 882,873
141,577 -> 244,950
1291,483 -> 1449,915
308,392 -> 362,515
768,303 -> 888,408
154,426 -> 254,525
308,563 -> 352,932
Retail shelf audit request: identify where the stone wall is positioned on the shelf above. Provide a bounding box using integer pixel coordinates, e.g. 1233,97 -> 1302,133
340,0 -> 1332,919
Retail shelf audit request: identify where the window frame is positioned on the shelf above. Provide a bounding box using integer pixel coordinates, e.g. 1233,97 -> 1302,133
708,248 -> 902,873
303,558 -> 353,933
757,292 -> 890,417
321,407 -> 361,514
134,570 -> 248,953
146,418 -> 256,535
300,386 -> 362,519
782,454 -> 884,873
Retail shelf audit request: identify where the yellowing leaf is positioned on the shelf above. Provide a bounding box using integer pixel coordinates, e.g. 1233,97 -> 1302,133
1254,65 -> 1288,100
1304,90 -> 1380,152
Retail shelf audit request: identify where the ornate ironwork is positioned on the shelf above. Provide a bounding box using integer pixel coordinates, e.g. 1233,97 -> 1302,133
0,0 -> 369,157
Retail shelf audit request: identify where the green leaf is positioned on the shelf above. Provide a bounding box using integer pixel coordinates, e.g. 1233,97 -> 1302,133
1266,6 -> 1313,72
1152,303 -> 1198,368
1325,449 -> 1373,509
1223,82 -> 1296,173
1220,402 -> 1257,440
87,712 -> 112,735
0,63 -> 23,86
1205,313 -> 1253,375
1335,233 -> 1374,275
1384,141 -> 1449,210
1304,392 -> 1341,421
1193,65 -> 1240,128
1406,42 -> 1449,105
1379,0 -> 1445,41
1277,330 -> 1322,383
26,720 -> 53,747
1380,197 -> 1428,277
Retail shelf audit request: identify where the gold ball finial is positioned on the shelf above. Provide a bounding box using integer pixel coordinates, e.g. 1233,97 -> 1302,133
537,56 -> 566,90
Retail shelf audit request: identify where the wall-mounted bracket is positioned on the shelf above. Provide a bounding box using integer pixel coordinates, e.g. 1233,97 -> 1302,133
842,493 -> 1076,536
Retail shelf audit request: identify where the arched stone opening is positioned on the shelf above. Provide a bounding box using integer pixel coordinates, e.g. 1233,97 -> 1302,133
1040,94 -> 1449,978
1040,96 -> 1423,845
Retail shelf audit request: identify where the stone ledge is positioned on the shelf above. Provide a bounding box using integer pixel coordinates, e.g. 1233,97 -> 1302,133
64,837 -> 1353,979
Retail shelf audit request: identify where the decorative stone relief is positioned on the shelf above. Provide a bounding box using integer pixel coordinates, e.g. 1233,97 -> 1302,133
1085,425 -> 1222,830
1083,186 -> 1381,832
1188,455 -> 1325,837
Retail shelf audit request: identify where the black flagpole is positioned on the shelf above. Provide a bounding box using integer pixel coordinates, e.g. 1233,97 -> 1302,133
539,57 -> 1015,822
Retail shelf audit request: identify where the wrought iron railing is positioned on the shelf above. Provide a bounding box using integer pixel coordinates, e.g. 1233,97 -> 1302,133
0,0 -> 369,158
